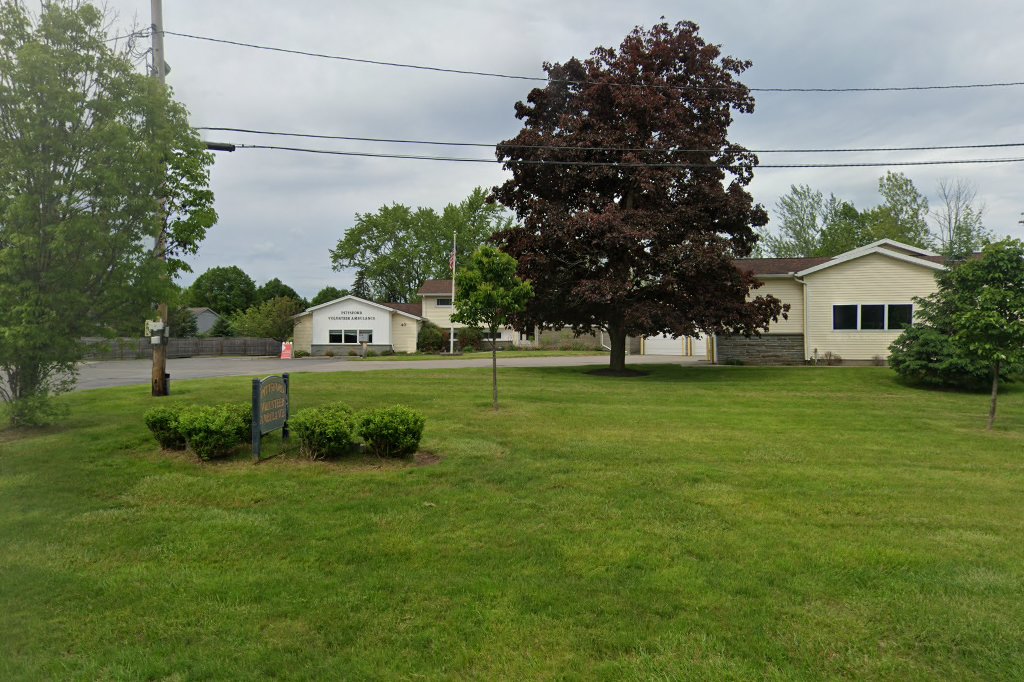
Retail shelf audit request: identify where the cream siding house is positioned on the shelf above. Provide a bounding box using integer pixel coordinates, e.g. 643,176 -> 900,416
292,295 -> 422,355
717,240 -> 945,364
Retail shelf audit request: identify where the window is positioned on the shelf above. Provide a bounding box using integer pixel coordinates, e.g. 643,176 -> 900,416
436,298 -> 452,307
833,305 -> 858,330
328,330 -> 365,344
887,304 -> 913,329
481,330 -> 501,341
832,304 -> 914,331
861,305 -> 885,330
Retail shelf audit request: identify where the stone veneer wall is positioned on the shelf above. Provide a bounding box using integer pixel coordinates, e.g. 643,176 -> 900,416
716,334 -> 805,365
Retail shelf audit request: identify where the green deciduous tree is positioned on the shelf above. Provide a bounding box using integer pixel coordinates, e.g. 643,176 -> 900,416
184,266 -> 256,316
310,286 -> 348,307
228,297 -> 305,341
0,2 -> 216,424
864,172 -> 932,248
947,240 -> 1024,428
762,185 -> 825,258
257,277 -> 302,305
493,21 -> 786,372
890,239 -> 1024,428
451,247 -> 533,410
330,187 -> 514,303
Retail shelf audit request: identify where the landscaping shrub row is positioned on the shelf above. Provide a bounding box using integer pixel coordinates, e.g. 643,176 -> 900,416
144,402 -> 425,461
290,403 -> 425,460
143,403 -> 251,460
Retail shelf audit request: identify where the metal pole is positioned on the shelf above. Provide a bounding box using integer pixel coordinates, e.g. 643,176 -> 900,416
449,230 -> 456,354
150,0 -> 169,396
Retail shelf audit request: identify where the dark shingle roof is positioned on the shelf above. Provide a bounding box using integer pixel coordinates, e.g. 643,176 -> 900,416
379,302 -> 422,317
417,279 -> 453,295
734,257 -> 831,275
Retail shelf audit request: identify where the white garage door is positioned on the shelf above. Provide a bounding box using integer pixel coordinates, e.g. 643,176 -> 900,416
644,333 -> 685,355
643,334 -> 707,357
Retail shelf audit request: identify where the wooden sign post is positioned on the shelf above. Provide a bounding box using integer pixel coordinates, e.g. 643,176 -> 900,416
252,373 -> 290,461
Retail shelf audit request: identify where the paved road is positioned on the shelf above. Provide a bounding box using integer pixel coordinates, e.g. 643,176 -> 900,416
75,354 -> 701,391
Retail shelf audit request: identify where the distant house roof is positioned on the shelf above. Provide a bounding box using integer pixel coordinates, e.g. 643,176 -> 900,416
418,279 -> 453,296
380,301 -> 423,317
186,307 -> 220,318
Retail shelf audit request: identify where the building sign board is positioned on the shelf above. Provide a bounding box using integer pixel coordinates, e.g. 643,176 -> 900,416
251,373 -> 290,460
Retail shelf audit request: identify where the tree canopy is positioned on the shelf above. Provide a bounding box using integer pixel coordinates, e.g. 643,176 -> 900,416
761,174 -> 988,259
330,187 -> 514,303
184,266 -> 257,316
310,286 -> 349,307
229,296 -> 304,341
492,20 -> 785,371
0,2 -> 216,422
256,278 -> 302,306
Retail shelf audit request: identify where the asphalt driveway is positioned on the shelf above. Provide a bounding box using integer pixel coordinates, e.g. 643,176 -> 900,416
75,354 -> 701,391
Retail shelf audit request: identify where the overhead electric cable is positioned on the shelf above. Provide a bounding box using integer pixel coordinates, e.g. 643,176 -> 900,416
164,31 -> 1024,93
230,143 -> 1024,168
197,126 -> 1024,155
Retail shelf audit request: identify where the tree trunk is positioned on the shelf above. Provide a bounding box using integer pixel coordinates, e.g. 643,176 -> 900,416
988,360 -> 999,430
491,329 -> 499,411
608,321 -> 627,372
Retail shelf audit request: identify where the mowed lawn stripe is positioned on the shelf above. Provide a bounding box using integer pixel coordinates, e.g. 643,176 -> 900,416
1,366 -> 1022,679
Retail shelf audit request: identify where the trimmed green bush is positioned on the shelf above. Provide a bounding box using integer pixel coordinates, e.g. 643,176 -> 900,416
289,403 -> 358,460
178,403 -> 252,461
417,321 -> 444,352
357,405 -> 425,458
889,324 -> 1005,390
457,326 -> 484,351
294,349 -> 310,358
143,405 -> 187,450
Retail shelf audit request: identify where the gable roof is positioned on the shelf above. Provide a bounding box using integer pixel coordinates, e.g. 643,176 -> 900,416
736,240 -> 947,277
418,279 -> 453,296
186,307 -> 220,317
294,295 -> 423,320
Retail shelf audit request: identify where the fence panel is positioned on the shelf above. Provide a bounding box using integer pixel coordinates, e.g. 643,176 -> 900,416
81,337 -> 280,360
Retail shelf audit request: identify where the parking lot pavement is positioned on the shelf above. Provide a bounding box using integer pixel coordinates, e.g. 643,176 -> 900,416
74,354 -> 701,391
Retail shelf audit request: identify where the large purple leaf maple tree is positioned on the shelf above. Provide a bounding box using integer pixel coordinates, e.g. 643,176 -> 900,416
492,20 -> 787,372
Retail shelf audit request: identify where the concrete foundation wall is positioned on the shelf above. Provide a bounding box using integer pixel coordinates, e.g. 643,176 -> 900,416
311,344 -> 392,356
716,334 -> 805,365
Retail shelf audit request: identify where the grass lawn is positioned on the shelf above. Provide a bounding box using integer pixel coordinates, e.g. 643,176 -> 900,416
349,349 -> 608,361
2,366 -> 1023,679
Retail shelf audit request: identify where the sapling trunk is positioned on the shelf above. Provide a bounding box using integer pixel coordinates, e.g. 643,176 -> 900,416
988,360 -> 999,430
491,328 -> 499,411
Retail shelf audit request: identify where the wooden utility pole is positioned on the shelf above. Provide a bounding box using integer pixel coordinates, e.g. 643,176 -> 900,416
150,0 -> 169,396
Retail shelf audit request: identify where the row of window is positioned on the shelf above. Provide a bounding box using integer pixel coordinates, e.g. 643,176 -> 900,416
832,304 -> 912,331
328,329 -> 373,344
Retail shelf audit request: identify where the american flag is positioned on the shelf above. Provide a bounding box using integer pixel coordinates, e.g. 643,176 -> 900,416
449,246 -> 456,271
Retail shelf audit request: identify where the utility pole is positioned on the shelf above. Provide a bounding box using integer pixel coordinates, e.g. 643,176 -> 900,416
150,0 -> 169,396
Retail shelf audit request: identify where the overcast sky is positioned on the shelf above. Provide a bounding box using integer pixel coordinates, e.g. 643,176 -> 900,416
105,0 -> 1024,299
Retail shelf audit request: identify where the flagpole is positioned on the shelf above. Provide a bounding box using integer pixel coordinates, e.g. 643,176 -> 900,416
449,230 -> 456,354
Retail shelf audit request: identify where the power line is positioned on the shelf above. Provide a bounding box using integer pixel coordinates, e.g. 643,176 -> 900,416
197,126 -> 1024,155
230,143 -> 1024,168
164,30 -> 1024,94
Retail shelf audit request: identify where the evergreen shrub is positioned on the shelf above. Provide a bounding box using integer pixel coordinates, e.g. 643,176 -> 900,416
289,403 -> 358,460
357,405 -> 425,458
